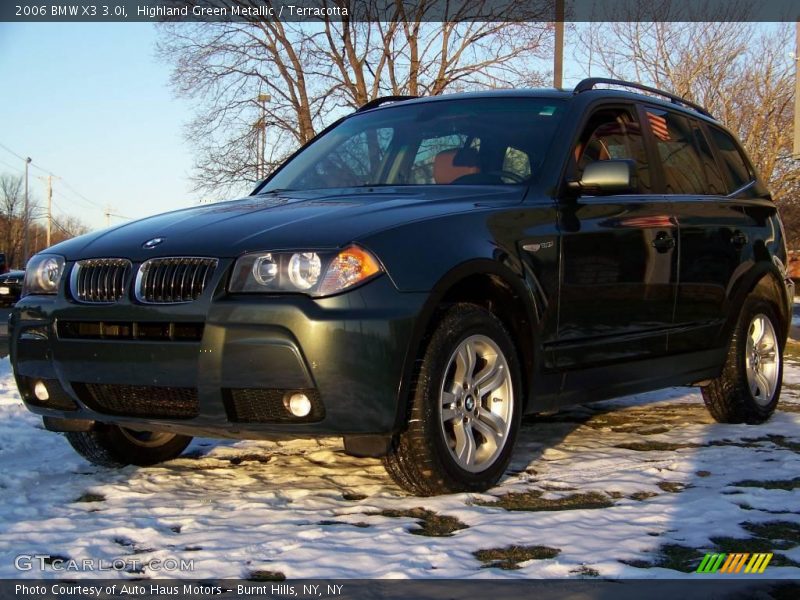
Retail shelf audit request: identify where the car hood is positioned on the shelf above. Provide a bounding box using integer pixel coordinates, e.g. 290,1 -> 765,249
49,186 -> 525,261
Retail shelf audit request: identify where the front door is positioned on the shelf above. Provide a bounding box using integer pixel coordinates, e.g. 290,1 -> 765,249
554,104 -> 678,371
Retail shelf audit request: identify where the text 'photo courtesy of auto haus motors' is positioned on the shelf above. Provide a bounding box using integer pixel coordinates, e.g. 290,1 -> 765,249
9,78 -> 794,496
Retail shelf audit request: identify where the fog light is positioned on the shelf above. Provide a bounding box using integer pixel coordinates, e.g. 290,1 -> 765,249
33,381 -> 49,402
285,392 -> 311,417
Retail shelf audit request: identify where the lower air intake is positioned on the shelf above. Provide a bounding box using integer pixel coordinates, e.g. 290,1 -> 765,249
223,388 -> 324,423
73,383 -> 199,419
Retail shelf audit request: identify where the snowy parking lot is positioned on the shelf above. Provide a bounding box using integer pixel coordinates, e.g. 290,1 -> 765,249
0,348 -> 798,580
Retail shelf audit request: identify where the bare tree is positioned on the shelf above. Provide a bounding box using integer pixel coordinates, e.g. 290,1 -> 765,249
0,173 -> 90,264
158,1 -> 553,196
576,22 -> 799,214
0,173 -> 39,267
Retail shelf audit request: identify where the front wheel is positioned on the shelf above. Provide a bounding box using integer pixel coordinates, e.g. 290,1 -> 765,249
65,424 -> 192,467
383,303 -> 522,495
702,296 -> 784,424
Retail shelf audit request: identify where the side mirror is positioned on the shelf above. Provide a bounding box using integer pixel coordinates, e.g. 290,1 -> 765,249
567,159 -> 636,196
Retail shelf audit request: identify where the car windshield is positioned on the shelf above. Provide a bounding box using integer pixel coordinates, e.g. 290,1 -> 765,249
262,97 -> 565,192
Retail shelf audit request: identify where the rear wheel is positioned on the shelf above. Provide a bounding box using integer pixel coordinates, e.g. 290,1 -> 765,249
66,424 -> 192,467
383,303 -> 522,495
702,296 -> 783,424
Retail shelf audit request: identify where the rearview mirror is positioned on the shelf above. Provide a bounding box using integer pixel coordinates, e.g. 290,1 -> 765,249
568,160 -> 636,196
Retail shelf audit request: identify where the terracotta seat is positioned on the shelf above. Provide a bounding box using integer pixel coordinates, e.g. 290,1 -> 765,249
433,148 -> 480,184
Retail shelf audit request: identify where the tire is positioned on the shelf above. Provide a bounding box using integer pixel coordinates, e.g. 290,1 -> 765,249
65,424 -> 192,467
383,303 -> 523,495
702,296 -> 784,424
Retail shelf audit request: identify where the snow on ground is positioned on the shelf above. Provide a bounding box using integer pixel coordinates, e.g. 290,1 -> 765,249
0,352 -> 799,581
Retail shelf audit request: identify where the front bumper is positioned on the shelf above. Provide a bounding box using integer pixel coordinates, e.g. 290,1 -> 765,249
10,273 -> 427,439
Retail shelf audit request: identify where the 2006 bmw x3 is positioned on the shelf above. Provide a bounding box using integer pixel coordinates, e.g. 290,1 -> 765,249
11,79 -> 794,495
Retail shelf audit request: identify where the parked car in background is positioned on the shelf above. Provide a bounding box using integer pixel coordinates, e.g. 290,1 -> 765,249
9,79 -> 794,495
0,270 -> 25,307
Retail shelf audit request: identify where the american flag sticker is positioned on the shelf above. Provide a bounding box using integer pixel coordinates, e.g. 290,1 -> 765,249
647,112 -> 671,141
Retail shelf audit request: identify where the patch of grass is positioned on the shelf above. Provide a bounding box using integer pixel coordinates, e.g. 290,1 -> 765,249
342,492 -> 367,501
112,537 -> 153,554
658,482 -> 688,493
621,522 -> 800,573
655,545 -> 705,572
247,570 -> 286,581
732,478 -> 800,491
710,534 -> 800,567
229,454 -> 271,465
42,554 -> 70,566
619,558 -> 651,569
114,537 -> 134,547
474,545 -> 560,570
629,491 -> 659,501
763,435 -> 800,452
696,470 -> 712,478
375,508 -> 468,537
475,490 -> 614,512
620,545 -> 703,573
570,565 -> 600,578
608,424 -> 671,435
536,483 -> 578,492
615,441 -> 698,452
742,521 -> 800,547
318,520 -> 371,528
74,492 -> 105,503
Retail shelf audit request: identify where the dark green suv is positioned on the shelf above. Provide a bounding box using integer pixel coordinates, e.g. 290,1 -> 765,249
11,79 -> 793,495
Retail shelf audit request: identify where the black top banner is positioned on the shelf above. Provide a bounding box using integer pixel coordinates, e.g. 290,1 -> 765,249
2,0 -> 800,23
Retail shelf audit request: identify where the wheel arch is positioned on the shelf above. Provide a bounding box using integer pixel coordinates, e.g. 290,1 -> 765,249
722,262 -> 791,349
392,258 -> 541,431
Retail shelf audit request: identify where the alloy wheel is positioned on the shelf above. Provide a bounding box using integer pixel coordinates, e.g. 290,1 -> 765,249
439,334 -> 514,473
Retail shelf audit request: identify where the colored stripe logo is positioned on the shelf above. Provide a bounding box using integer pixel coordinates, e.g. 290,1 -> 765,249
696,552 -> 773,574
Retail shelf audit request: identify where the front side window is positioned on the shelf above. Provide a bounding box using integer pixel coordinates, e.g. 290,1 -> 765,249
263,98 -> 565,192
571,107 -> 653,193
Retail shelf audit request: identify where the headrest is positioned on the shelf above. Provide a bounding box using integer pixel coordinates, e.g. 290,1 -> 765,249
433,148 -> 480,184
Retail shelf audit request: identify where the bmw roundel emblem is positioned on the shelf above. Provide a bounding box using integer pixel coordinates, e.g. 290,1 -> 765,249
142,237 -> 165,249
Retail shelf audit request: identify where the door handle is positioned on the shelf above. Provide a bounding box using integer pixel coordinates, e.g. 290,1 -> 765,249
731,230 -> 748,248
651,231 -> 675,253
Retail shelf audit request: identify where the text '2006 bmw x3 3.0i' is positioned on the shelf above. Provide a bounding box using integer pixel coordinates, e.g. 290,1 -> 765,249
11,78 -> 794,495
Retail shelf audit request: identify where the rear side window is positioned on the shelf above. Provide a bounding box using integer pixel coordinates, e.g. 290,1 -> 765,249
644,109 -> 706,195
707,126 -> 754,192
692,123 -> 726,195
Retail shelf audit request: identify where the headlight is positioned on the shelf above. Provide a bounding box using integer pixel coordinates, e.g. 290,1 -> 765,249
229,245 -> 382,297
22,254 -> 66,296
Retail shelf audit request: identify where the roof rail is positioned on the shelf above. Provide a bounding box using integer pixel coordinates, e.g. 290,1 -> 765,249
573,77 -> 713,118
356,95 -> 418,113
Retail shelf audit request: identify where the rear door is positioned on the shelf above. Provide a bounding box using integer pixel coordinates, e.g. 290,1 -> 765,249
554,103 -> 678,370
647,108 -> 758,354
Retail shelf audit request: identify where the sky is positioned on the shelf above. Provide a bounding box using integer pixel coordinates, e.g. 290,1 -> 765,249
0,21 -> 786,236
0,23 -> 197,231
0,22 -> 590,234
0,23 -> 588,229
